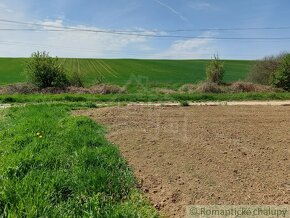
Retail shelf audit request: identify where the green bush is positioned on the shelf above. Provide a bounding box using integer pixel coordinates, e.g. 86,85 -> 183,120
25,51 -> 70,88
271,54 -> 290,91
247,53 -> 286,85
206,55 -> 225,84
2,97 -> 16,103
68,71 -> 85,87
180,101 -> 189,106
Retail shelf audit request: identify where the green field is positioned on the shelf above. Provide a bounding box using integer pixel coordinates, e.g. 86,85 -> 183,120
0,58 -> 253,86
0,58 -> 26,85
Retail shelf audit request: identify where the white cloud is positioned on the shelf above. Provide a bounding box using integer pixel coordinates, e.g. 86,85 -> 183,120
0,3 -> 13,13
0,18 -> 156,58
0,13 -> 218,59
0,1 -> 162,58
41,20 -> 64,29
153,32 -> 218,59
0,1 -> 217,59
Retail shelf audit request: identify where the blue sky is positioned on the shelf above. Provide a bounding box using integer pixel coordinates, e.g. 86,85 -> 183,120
0,0 -> 290,59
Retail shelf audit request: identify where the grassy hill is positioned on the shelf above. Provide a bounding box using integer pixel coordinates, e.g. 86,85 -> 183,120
0,58 -> 254,86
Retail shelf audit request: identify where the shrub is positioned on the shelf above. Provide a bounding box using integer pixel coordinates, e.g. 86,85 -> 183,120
206,55 -> 225,84
270,54 -> 290,91
25,51 -> 70,88
84,102 -> 98,108
247,53 -> 286,85
68,71 -> 85,87
180,101 -> 189,106
2,97 -> 16,103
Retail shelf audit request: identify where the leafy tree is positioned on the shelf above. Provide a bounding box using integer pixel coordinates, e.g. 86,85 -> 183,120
247,53 -> 286,85
206,54 -> 225,84
25,51 -> 70,88
271,54 -> 290,91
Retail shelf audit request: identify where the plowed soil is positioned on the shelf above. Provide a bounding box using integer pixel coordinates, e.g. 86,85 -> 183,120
74,106 -> 290,217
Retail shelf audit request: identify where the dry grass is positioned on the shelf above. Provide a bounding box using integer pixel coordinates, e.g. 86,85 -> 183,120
174,82 -> 283,94
0,83 -> 126,94
229,81 -> 283,93
155,88 -> 178,94
0,83 -> 38,94
178,84 -> 196,93
194,82 -> 223,93
67,84 -> 126,94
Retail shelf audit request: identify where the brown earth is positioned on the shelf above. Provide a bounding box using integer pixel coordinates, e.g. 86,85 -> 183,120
74,106 -> 290,218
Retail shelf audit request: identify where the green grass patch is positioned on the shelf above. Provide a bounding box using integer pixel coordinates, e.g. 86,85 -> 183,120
0,109 -> 5,122
0,58 -> 253,86
1,92 -> 290,104
0,104 -> 158,217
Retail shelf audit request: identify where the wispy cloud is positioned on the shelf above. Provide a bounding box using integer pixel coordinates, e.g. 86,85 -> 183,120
154,32 -> 218,59
189,1 -> 217,11
153,0 -> 188,22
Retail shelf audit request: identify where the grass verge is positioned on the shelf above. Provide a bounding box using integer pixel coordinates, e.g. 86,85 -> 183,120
0,104 -> 158,217
1,92 -> 290,104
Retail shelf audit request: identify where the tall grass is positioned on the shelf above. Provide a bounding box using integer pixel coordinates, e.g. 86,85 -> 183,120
0,105 -> 158,217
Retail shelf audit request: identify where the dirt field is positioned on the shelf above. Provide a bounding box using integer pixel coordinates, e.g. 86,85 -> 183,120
75,106 -> 290,217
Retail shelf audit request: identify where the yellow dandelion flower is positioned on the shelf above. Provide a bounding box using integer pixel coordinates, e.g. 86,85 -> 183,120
36,132 -> 41,136
39,135 -> 43,138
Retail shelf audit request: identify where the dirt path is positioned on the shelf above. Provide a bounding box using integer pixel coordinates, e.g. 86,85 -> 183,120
75,105 -> 290,217
126,100 -> 290,106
